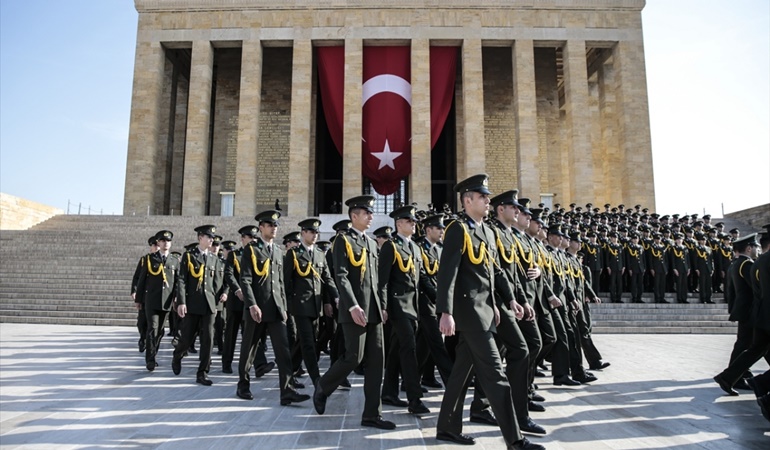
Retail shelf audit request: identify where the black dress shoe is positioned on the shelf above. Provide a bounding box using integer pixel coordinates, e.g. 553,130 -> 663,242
529,392 -> 545,402
537,362 -> 549,371
291,378 -> 306,389
381,395 -> 408,407
746,377 -> 768,397
353,366 -> 365,376
574,373 -> 598,383
553,375 -> 581,386
436,430 -> 475,445
340,378 -> 352,389
313,382 -> 327,415
528,401 -> 545,412
146,361 -> 156,372
734,378 -> 753,391
188,345 -> 197,354
172,358 -> 181,375
281,390 -> 311,406
196,373 -> 213,386
400,383 -> 428,393
254,361 -> 275,378
758,394 -> 770,422
589,361 -> 611,370
422,379 -> 443,389
294,367 -> 306,377
518,417 -> 546,435
713,374 -> 739,396
138,339 -> 146,353
361,416 -> 396,430
222,365 -> 233,374
509,437 -> 545,450
408,400 -> 430,415
534,369 -> 546,377
236,389 -> 254,400
469,409 -> 497,426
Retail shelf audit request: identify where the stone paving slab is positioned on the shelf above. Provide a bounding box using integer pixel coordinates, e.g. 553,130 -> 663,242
1,324 -> 768,449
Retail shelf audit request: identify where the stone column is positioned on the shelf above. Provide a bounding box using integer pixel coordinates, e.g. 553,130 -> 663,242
410,39 -> 431,209
234,39 -> 263,216
562,40 -> 594,203
512,39 -> 540,198
458,38 -> 485,181
123,40 -> 165,215
287,39 -> 313,217
342,39 -> 363,201
598,60 -> 621,204
614,40 -> 655,209
181,40 -> 214,215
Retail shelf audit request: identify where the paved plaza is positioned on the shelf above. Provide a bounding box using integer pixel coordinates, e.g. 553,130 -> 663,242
0,323 -> 768,449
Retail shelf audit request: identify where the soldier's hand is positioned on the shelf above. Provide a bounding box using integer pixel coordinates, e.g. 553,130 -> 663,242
134,302 -> 142,311
494,305 -> 501,327
235,289 -> 244,300
324,303 -> 333,317
350,306 -> 367,327
131,293 -> 136,301
673,269 -> 679,276
607,268 -> 612,275
510,301 -> 524,320
177,304 -> 187,318
382,309 -> 388,324
696,270 -> 700,276
281,310 -> 287,322
439,313 -> 455,336
651,269 -> 655,276
548,296 -> 562,309
527,266 -> 541,280
621,268 -> 626,275
220,293 -> 227,303
523,302 -> 535,321
250,305 -> 263,323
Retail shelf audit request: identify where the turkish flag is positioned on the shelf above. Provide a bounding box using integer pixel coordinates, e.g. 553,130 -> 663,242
362,46 -> 411,195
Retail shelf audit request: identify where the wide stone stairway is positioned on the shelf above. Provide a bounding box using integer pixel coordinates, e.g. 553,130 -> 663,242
0,215 -> 738,333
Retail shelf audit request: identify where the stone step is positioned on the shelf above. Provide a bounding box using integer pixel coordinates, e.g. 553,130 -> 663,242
0,292 -> 130,301
0,315 -> 135,327
0,303 -> 135,313
592,326 -> 736,334
0,309 -> 134,320
591,314 -> 730,321
0,298 -> 138,307
598,320 -> 736,327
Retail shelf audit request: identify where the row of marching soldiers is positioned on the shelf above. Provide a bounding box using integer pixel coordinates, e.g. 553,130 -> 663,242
535,204 -> 742,305
129,175 -> 628,450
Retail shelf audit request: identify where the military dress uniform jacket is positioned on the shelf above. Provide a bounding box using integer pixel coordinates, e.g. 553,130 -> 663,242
543,246 -> 568,302
624,243 -> 645,274
332,229 -> 383,324
603,243 -> 625,271
417,237 -> 441,317
693,245 -> 714,274
135,251 -> 179,311
240,239 -> 287,323
284,244 -> 338,318
750,251 -> 770,331
648,243 -> 668,273
726,255 -> 755,322
489,221 -> 527,310
436,215 -> 514,333
177,247 -> 221,315
224,248 -> 244,314
582,242 -> 603,272
668,245 -> 690,273
378,235 -> 422,321
514,229 -> 550,316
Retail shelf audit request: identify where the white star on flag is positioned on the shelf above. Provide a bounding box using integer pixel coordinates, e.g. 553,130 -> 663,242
371,139 -> 403,170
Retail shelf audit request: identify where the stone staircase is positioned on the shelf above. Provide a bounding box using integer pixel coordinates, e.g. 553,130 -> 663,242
0,215 -> 743,333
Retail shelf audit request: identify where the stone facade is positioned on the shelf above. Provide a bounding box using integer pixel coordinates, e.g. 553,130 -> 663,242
0,193 -> 63,230
124,0 -> 655,216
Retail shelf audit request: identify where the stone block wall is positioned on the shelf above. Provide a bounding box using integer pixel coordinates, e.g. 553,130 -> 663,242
483,47 -> 517,196
725,204 -> 770,228
0,193 -> 63,230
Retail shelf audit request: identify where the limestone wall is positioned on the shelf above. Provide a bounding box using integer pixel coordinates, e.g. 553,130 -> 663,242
725,204 -> 770,229
0,193 -> 63,230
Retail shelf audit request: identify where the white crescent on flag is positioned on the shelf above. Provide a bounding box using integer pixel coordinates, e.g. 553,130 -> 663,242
362,74 -> 412,106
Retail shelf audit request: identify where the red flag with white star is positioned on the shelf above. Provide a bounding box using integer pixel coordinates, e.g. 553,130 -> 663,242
362,46 -> 411,195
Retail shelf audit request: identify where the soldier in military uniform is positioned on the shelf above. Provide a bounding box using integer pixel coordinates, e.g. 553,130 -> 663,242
131,236 -> 158,352
313,196 -> 395,430
236,211 -> 310,406
714,234 -> 765,396
415,214 -> 454,387
434,174 -> 543,450
649,233 -> 668,303
284,218 -> 338,387
171,225 -> 223,386
210,235 -> 228,355
582,231 -> 603,295
135,230 -> 179,371
624,232 -> 645,303
693,232 -> 715,303
603,231 -> 625,303
669,232 -> 690,303
373,225 -> 393,249
379,205 -> 431,415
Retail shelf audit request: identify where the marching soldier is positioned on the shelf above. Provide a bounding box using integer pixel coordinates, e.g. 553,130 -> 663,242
135,230 -> 179,371
434,174 -> 543,450
172,225 -> 223,386
211,235 -> 227,355
313,196 -> 395,430
236,210 -> 310,406
284,218 -> 338,387
379,205 -> 430,415
131,236 -> 158,352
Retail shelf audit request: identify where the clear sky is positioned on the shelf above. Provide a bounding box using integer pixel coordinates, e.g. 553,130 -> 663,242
1,0 -> 768,217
